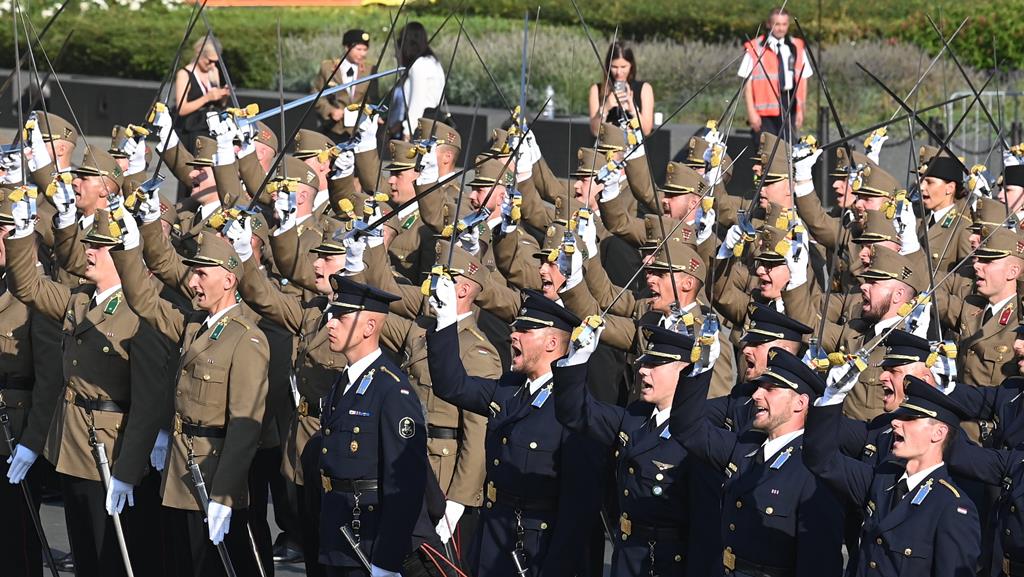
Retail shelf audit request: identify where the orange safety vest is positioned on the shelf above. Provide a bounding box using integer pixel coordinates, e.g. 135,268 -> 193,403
743,35 -> 808,117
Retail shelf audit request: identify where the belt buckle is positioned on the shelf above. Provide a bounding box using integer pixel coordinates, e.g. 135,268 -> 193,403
619,513 -> 632,537
486,481 -> 497,503
1006,557 -> 1012,576
723,547 -> 736,571
64,388 -> 75,403
298,399 -> 308,417
321,472 -> 332,492
173,413 -> 183,435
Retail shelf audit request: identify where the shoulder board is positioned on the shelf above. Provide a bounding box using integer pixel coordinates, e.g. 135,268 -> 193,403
103,292 -> 122,315
466,326 -> 487,342
229,316 -> 251,331
379,365 -> 401,382
938,478 -> 961,498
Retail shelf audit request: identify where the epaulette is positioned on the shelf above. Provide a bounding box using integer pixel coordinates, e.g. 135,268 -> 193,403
379,365 -> 401,382
466,326 -> 487,342
229,316 -> 251,331
938,478 -> 961,498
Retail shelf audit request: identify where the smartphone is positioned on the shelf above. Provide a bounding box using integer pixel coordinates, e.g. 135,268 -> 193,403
613,80 -> 627,94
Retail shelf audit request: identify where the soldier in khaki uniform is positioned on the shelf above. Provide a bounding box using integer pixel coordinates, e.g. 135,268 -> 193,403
919,154 -> 973,276
312,29 -> 377,137
112,225 -> 271,576
0,193 -> 64,577
5,207 -> 169,577
384,139 -> 440,283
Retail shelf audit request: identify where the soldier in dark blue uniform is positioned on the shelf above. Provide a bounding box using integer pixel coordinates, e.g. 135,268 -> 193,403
318,276 -> 436,577
670,347 -> 845,577
552,323 -> 702,576
426,283 -> 606,577
805,375 -> 981,576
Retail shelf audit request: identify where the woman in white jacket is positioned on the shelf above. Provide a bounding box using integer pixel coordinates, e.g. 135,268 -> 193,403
392,22 -> 445,139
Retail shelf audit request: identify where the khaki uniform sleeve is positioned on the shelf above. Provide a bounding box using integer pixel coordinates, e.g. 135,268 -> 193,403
583,256 -> 636,316
475,281 -> 521,324
532,156 -> 562,204
209,324 -> 270,508
351,244 -> 424,320
448,324 -> 500,505
20,310 -> 64,453
268,226 -> 318,294
5,234 -> 72,322
52,221 -> 88,278
140,219 -> 194,298
212,161 -> 246,208
560,280 -> 637,351
238,151 -> 270,204
493,228 -> 542,290
598,192 -> 646,247
354,147 -> 382,195
712,260 -> 753,326
236,256 -> 304,333
518,177 -> 554,231
111,246 -> 187,342
624,155 -> 659,214
713,185 -> 744,229
161,142 -> 196,186
415,179 -> 452,234
794,191 -> 841,251
327,171 -> 367,216
312,61 -> 339,122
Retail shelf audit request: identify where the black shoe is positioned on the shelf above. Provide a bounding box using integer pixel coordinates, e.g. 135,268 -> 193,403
272,544 -> 304,564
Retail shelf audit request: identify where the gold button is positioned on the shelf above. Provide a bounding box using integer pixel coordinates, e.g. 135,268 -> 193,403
353,426 -> 360,434
485,502 -> 492,509
181,369 -> 187,375
875,538 -> 882,545
502,437 -> 508,444
321,448 -> 327,454
175,390 -> 181,396
540,522 -> 548,530
655,473 -> 664,481
203,375 -> 210,381
765,506 -> 774,515
628,467 -> 635,475
674,555 -> 682,562
324,428 -> 331,435
493,459 -> 500,466
623,489 -> 629,496
367,505 -> 374,512
621,534 -> 628,541
1007,529 -> 1013,536
729,523 -> 735,531
529,442 -> 538,449
869,561 -> 877,569
903,548 -> 912,557
442,448 -> 450,456
614,450 -> 620,457
735,500 -> 743,509
72,360 -> 77,366
102,346 -> 110,353
76,338 -> 82,344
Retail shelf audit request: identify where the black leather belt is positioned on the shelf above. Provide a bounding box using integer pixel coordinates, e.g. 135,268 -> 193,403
72,394 -> 128,414
181,421 -> 227,438
729,558 -> 794,577
428,425 -> 460,440
628,522 -> 685,541
321,474 -> 379,494
297,398 -> 321,418
0,375 -> 34,390
487,483 -> 557,513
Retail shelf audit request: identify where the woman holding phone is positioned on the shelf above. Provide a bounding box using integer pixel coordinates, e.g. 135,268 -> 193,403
588,41 -> 655,138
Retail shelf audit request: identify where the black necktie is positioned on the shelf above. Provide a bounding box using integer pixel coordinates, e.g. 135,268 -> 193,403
774,43 -> 786,91
329,372 -> 350,412
194,322 -> 209,339
983,307 -> 994,326
753,448 -> 766,466
891,478 -> 910,510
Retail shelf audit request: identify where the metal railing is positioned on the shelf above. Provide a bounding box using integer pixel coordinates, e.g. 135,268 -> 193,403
944,90 -> 1024,165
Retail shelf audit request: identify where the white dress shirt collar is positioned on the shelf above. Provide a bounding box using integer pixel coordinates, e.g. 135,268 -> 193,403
344,348 -> 383,395
204,303 -> 239,329
527,372 -> 553,396
762,428 -> 804,462
900,462 -> 945,493
93,284 -> 123,307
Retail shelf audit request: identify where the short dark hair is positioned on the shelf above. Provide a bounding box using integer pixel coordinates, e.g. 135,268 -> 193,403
768,7 -> 790,20
397,22 -> 434,68
603,41 -> 637,83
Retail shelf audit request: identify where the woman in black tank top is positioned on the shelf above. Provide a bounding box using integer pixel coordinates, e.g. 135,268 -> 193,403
173,35 -> 231,154
588,41 -> 655,138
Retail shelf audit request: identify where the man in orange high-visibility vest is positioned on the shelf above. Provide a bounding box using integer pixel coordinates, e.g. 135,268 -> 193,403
739,8 -> 813,142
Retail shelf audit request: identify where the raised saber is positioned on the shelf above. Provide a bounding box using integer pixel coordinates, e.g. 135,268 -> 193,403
340,526 -> 372,571
187,451 -> 239,577
238,68 -> 404,128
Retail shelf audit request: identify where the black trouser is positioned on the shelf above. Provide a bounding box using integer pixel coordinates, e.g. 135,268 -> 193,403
132,468 -> 191,577
183,506 -> 268,577
323,545 -> 454,577
247,446 -> 280,576
0,455 -> 45,577
60,473 -> 140,577
301,433 -> 326,577
755,89 -> 798,142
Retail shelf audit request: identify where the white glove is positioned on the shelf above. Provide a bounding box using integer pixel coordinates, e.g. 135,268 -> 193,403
6,444 -> 38,484
434,500 -> 465,544
525,129 -> 543,167
210,114 -> 237,167
10,197 -> 34,239
223,217 -> 253,262
793,148 -> 823,182
458,224 -> 481,256
865,132 -> 890,165
895,200 -> 920,255
429,273 -> 458,330
0,149 -> 23,184
236,123 -> 256,159
515,140 -> 534,183
415,147 -> 438,186
105,477 -> 135,516
274,188 -> 297,231
331,149 -> 356,180
369,565 -> 400,577
343,234 -> 367,273
784,244 -> 808,290
557,320 -> 604,367
54,174 -> 77,227
577,212 -> 598,260
26,114 -> 52,172
126,138 -> 148,176
721,224 -> 744,252
120,209 -> 141,251
689,323 -> 722,375
151,106 -> 177,151
597,173 -> 620,203
695,207 -> 716,245
354,112 -> 379,155
816,359 -> 863,406
138,189 -> 163,224
207,500 -> 232,545
150,429 -> 169,471
704,163 -> 725,188
558,244 -> 584,291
